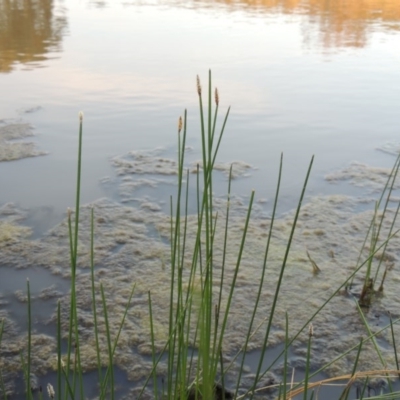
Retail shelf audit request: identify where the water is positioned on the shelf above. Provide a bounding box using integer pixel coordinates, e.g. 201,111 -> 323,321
1,0 -> 400,398
0,0 -> 399,220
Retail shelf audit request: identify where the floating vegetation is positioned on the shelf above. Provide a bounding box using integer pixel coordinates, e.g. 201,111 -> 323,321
111,148 -> 178,176
1,186 -> 399,393
1,75 -> 400,399
0,122 -> 47,162
325,161 -> 400,192
191,160 -> 255,178
377,142 -> 400,156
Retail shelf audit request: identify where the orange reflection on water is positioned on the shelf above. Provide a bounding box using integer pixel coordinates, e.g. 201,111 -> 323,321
194,0 -> 400,47
0,0 -> 399,74
0,0 -> 67,73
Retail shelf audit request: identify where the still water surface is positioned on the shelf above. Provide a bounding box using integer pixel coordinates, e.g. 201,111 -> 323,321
0,0 -> 400,225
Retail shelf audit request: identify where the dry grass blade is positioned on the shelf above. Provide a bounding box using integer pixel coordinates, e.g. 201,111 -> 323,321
306,250 -> 321,275
283,369 -> 400,399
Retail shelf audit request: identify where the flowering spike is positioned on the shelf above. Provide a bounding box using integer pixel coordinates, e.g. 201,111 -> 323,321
79,111 -> 84,122
47,383 -> 55,399
178,116 -> 183,134
196,75 -> 201,96
309,323 -> 314,337
215,88 -> 219,106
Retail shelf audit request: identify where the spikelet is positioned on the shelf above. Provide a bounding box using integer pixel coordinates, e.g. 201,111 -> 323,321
47,383 -> 55,399
215,88 -> 219,106
178,116 -> 183,134
309,323 -> 314,337
196,75 -> 201,96
78,111 -> 84,122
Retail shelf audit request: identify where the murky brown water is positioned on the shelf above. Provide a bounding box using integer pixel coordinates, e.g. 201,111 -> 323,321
1,0 -> 400,398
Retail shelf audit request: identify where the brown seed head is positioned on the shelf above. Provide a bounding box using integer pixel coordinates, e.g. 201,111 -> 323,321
196,75 -> 201,96
309,323 -> 314,337
178,116 -> 183,133
215,88 -> 219,106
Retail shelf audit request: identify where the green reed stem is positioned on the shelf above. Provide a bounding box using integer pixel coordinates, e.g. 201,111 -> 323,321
89,207 -> 102,384
303,325 -> 313,400
339,338 -> 363,400
352,152 -> 400,287
148,291 -> 158,399
234,153 -> 283,397
26,278 -> 32,400
355,298 -> 393,392
100,283 -> 114,400
65,114 -> 85,399
359,376 -> 369,399
99,284 -> 135,399
212,190 -> 255,383
0,319 -> 5,399
57,301 -> 62,400
248,155 -> 314,399
168,111 -> 187,399
60,364 -> 74,399
389,314 -> 399,378
283,313 -> 289,399
243,232 -> 400,399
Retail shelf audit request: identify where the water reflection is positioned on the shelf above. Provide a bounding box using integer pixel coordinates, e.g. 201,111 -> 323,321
143,0 -> 400,48
0,0 -> 68,73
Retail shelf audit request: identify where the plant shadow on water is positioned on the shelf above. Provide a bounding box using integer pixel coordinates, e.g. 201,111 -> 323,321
2,72 -> 400,399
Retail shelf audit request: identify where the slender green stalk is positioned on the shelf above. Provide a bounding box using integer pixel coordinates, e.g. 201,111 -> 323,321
339,338 -> 363,400
148,291 -> 158,399
89,207 -> 102,384
359,376 -> 369,399
60,365 -> 75,399
353,153 -> 400,274
242,233 -> 400,399
99,284 -> 135,398
249,156 -> 314,399
303,324 -> 313,400
65,114 -> 85,400
100,283 -> 114,400
372,154 -> 400,282
57,301 -> 62,400
389,314 -> 399,378
0,371 -> 5,400
234,154 -> 283,397
26,278 -> 33,400
283,313 -> 289,399
0,318 -> 5,399
168,111 -> 187,399
355,298 -> 393,392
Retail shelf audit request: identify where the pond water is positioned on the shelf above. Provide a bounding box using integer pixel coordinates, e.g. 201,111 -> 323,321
1,0 -> 400,398
0,0 -> 400,220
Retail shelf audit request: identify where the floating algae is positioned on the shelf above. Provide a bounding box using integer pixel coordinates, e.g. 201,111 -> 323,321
191,160 -> 255,178
1,157 -> 400,395
111,147 -> 254,180
111,148 -> 178,176
377,142 -> 400,156
0,122 -> 47,162
325,161 -> 400,192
